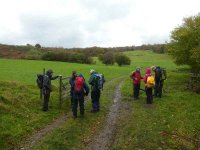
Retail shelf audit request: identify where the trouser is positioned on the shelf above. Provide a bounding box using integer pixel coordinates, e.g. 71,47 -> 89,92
70,91 -> 73,108
133,84 -> 140,99
154,82 -> 163,98
73,92 -> 84,117
43,90 -> 50,111
146,87 -> 153,104
91,90 -> 100,111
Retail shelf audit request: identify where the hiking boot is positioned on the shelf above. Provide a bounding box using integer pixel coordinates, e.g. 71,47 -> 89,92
42,109 -> 48,112
90,110 -> 97,113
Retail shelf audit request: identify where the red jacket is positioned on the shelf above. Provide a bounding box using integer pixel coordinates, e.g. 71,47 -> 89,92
143,68 -> 151,84
130,71 -> 142,85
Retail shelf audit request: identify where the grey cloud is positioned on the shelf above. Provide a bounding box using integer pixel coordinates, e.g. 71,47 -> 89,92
79,0 -> 133,21
19,14 -> 88,47
141,34 -> 169,44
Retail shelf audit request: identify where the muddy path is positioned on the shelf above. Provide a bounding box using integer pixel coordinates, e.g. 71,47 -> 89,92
19,78 -> 118,150
19,113 -> 71,150
87,81 -> 123,150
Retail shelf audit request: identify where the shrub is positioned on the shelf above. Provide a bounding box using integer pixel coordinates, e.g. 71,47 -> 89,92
100,51 -> 115,65
115,53 -> 131,66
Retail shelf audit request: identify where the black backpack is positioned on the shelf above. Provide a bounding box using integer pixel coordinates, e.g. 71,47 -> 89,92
36,74 -> 44,89
155,66 -> 162,82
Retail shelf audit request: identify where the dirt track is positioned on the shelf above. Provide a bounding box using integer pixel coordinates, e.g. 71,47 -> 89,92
88,81 -> 123,150
19,79 -> 117,150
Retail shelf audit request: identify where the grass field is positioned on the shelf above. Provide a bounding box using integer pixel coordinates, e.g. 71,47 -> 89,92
0,50 -> 199,149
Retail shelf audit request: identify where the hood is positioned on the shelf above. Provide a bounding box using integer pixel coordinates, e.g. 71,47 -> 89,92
79,73 -> 83,78
46,69 -> 53,76
145,68 -> 151,74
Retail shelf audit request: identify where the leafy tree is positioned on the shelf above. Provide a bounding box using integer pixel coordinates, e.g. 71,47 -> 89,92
115,53 -> 131,66
100,51 -> 115,65
35,43 -> 41,49
167,13 -> 200,72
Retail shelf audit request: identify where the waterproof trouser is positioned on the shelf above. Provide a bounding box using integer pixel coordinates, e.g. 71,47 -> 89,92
43,90 -> 50,111
70,91 -> 73,108
91,90 -> 100,111
146,87 -> 153,104
73,92 -> 84,117
154,82 -> 163,98
133,84 -> 140,99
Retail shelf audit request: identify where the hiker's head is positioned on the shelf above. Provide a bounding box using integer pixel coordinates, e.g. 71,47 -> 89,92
151,66 -> 156,71
46,69 -> 53,77
79,73 -> 83,78
136,67 -> 141,72
72,71 -> 77,77
90,69 -> 95,74
145,67 -> 151,74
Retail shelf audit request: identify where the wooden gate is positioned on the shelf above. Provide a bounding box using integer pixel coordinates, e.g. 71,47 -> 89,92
59,76 -> 71,108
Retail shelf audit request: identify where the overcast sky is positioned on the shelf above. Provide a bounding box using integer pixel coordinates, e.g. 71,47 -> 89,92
0,0 -> 199,48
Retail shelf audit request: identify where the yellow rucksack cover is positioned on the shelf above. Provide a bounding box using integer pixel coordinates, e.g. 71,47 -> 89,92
146,76 -> 155,88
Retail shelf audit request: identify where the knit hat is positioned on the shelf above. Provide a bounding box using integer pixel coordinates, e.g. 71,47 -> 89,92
90,69 -> 95,74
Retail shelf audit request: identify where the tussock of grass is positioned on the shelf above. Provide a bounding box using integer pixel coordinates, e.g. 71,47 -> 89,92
32,77 -> 124,150
1,50 -> 199,149
0,81 -> 69,149
114,69 -> 200,149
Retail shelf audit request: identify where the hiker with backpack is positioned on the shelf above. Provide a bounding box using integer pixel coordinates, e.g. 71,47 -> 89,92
72,73 -> 89,118
42,69 -> 59,111
88,69 -> 105,112
152,66 -> 167,98
143,67 -> 155,104
130,67 -> 143,100
69,71 -> 77,108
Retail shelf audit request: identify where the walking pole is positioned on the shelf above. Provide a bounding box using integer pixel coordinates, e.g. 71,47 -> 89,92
40,68 -> 45,106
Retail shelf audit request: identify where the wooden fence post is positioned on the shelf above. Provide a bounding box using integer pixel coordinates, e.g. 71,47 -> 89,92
59,75 -> 63,108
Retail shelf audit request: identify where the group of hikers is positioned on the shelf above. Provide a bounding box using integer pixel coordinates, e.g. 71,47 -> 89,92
39,69 -> 105,118
38,65 -> 166,118
130,66 -> 167,104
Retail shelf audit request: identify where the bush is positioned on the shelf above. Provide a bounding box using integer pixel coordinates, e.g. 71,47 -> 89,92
100,51 -> 115,65
115,54 -> 131,66
41,51 -> 93,64
35,43 -> 42,49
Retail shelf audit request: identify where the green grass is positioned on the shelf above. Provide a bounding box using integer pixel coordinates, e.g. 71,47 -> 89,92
113,68 -> 200,149
32,77 -> 124,150
0,50 -> 199,149
0,58 -> 129,85
0,57 -> 129,149
0,81 -> 70,149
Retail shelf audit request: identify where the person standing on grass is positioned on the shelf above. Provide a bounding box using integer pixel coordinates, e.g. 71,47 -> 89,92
88,69 -> 105,112
143,67 -> 154,104
72,73 -> 89,118
69,71 -> 77,108
130,67 -> 143,100
151,66 -> 167,98
43,69 -> 59,111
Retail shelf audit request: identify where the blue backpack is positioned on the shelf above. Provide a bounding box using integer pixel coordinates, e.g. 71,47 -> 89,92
94,73 -> 105,90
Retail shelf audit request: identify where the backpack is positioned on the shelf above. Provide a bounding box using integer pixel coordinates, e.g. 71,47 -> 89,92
74,76 -> 84,92
155,66 -> 167,82
162,68 -> 167,80
155,66 -> 162,82
146,75 -> 155,88
36,74 -> 44,89
94,73 -> 104,90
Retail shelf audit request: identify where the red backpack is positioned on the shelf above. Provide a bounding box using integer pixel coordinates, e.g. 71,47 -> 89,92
75,76 -> 84,92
